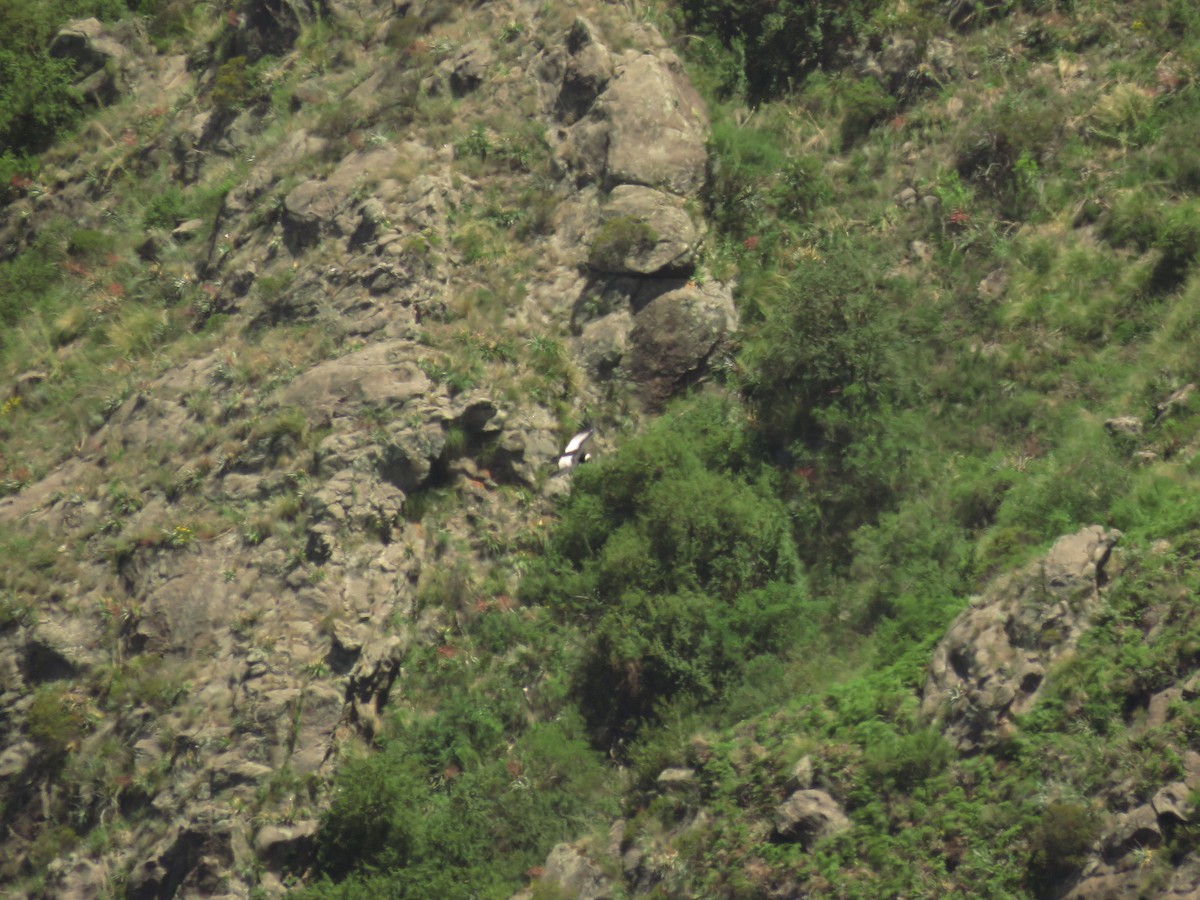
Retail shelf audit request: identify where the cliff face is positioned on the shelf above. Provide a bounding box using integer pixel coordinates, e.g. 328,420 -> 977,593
0,1 -> 733,894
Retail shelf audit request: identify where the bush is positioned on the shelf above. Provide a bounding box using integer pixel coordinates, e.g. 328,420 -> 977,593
1026,801 -> 1101,895
675,0 -> 878,102
67,228 -> 116,260
740,236 -> 903,448
0,226 -> 66,332
210,56 -> 262,115
309,715 -> 613,895
27,683 -> 91,761
522,394 -> 806,736
838,76 -> 895,147
142,186 -> 187,230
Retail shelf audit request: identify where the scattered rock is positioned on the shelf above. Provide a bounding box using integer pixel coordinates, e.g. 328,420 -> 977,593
1105,416 -> 1144,438
537,842 -> 614,900
657,767 -> 697,791
773,789 -> 851,847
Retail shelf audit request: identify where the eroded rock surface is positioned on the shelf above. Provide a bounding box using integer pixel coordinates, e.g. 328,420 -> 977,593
922,526 -> 1121,751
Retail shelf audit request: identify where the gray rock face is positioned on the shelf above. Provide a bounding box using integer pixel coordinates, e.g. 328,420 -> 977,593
283,179 -> 352,252
1154,782 -> 1194,822
590,185 -> 699,276
255,819 -> 318,868
538,842 -> 614,900
556,51 -> 709,193
773,789 -> 851,847
554,18 -> 614,124
577,311 -> 632,379
627,281 -> 738,407
599,53 -> 709,193
444,41 -> 494,97
922,526 -> 1121,751
281,147 -> 404,253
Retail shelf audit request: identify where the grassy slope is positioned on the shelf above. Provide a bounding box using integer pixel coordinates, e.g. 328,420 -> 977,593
4,0 -> 1200,897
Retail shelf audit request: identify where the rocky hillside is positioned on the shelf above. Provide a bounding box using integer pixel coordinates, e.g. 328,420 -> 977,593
4,0 -> 1200,897
0,1 -> 736,894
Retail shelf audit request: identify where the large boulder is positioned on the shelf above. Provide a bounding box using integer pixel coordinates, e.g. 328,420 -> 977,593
600,53 -> 709,193
922,526 -> 1121,751
588,185 -> 699,276
281,147 -> 402,252
557,50 -> 709,194
627,281 -> 737,407
773,789 -> 851,847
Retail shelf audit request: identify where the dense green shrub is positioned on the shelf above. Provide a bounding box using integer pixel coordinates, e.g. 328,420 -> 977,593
142,186 -> 187,230
674,0 -> 878,102
309,715 -> 613,896
27,683 -> 91,762
838,76 -> 895,147
740,237 -> 905,446
522,395 -> 806,736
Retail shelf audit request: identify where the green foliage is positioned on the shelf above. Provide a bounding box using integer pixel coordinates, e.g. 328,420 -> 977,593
27,683 -> 91,762
675,0 -> 879,102
1026,801 -> 1101,894
66,228 -> 116,260
991,423 -> 1128,544
523,394 -> 805,734
741,236 -> 903,446
706,115 -> 829,242
142,185 -> 187,230
837,76 -> 895,147
0,224 -> 67,333
308,715 -> 614,896
211,56 -> 265,115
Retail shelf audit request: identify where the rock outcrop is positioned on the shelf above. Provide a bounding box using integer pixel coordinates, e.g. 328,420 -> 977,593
0,5 -> 739,894
922,526 -> 1121,751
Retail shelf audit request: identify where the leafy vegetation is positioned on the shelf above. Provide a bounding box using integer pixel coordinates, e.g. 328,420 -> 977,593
6,0 -> 1200,896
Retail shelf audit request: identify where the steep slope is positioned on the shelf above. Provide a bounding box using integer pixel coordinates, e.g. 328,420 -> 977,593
7,0 -> 1200,898
0,1 -> 734,895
